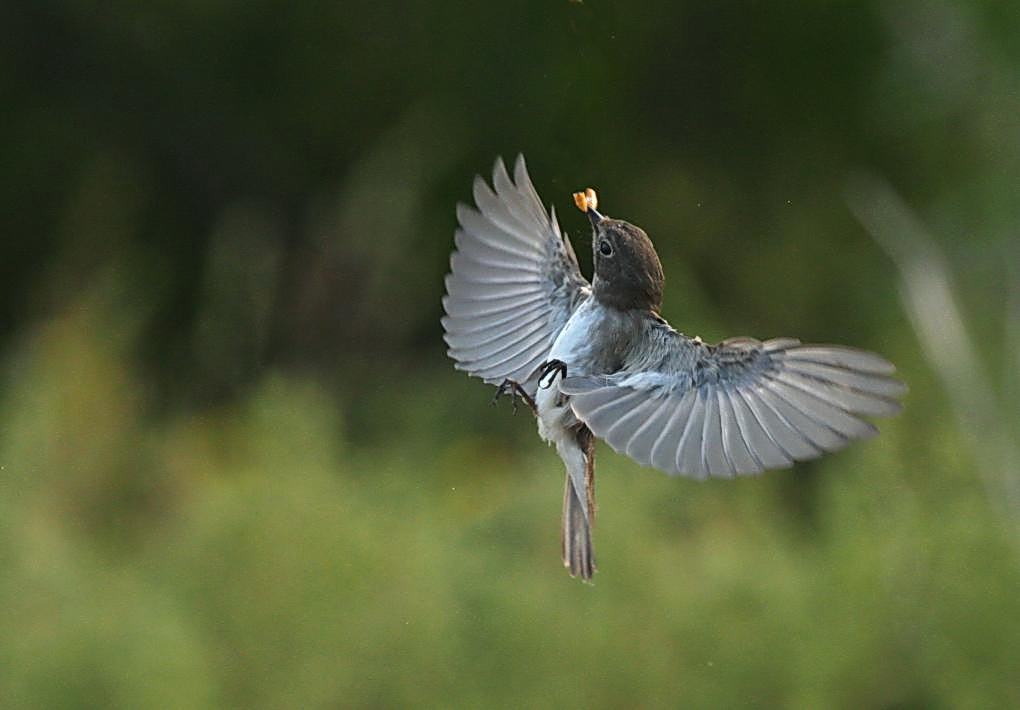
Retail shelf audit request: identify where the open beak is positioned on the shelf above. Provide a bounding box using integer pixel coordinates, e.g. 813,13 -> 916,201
587,208 -> 604,227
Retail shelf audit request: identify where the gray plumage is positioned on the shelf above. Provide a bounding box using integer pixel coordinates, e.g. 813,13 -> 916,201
442,156 -> 588,392
441,155 -> 906,581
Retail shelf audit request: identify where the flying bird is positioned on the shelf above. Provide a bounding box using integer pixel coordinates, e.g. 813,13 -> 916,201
441,156 -> 905,581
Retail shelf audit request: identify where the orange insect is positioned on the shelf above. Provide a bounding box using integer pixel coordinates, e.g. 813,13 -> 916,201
572,187 -> 598,213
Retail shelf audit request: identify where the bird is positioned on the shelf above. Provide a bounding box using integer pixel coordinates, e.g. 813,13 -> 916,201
441,155 -> 905,581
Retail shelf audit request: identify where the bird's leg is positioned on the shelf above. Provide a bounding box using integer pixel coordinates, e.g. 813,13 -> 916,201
538,359 -> 568,389
492,379 -> 537,415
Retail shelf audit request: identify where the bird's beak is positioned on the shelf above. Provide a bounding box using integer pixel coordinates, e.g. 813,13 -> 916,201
573,188 -> 602,228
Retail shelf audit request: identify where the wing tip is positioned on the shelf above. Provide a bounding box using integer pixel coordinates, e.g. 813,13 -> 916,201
513,152 -> 528,178
492,155 -> 511,183
780,344 -> 900,376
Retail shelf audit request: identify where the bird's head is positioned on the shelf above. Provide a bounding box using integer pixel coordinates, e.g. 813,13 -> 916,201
575,189 -> 664,313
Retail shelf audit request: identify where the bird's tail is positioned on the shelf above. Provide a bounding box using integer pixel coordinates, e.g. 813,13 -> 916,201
561,427 -> 596,581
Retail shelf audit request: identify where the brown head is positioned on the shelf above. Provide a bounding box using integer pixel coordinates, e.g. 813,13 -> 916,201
587,209 -> 665,313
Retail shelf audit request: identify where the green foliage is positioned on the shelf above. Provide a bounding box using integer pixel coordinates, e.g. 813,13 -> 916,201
0,289 -> 1017,708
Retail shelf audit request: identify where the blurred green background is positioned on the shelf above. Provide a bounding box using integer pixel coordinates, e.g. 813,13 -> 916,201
2,1 -> 1019,707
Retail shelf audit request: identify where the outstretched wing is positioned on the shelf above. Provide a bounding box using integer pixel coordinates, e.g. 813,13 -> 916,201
560,328 -> 905,478
442,155 -> 590,392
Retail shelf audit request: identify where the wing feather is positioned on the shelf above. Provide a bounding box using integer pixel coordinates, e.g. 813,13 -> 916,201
624,395 -> 677,468
701,384 -> 734,477
443,156 -> 589,389
462,327 -> 553,375
514,155 -> 557,227
718,387 -> 761,475
578,389 -> 647,434
765,374 -> 877,439
651,388 -> 697,474
453,229 -> 543,272
566,323 -> 903,478
755,385 -> 846,452
744,386 -> 825,459
442,291 -> 547,318
779,360 -> 905,405
449,252 -> 541,285
444,278 -> 544,302
603,395 -> 659,444
456,204 -> 543,257
444,310 -> 547,349
676,389 -> 709,479
447,321 -> 548,363
441,302 -> 546,336
778,345 -> 896,374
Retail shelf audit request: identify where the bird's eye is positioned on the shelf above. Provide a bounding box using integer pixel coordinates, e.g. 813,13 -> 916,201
598,240 -> 613,257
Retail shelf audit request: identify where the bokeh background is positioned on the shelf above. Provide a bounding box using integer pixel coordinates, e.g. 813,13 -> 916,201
3,1 -> 1019,707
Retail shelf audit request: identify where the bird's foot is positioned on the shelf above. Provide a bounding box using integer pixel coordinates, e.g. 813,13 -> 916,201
492,379 -> 537,415
538,359 -> 568,389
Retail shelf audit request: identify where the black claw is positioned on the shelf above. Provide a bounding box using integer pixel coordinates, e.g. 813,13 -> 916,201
492,380 -> 510,406
538,359 -> 568,389
492,378 -> 537,415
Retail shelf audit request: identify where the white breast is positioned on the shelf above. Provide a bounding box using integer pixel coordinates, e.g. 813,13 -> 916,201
535,296 -> 604,445
548,297 -> 603,367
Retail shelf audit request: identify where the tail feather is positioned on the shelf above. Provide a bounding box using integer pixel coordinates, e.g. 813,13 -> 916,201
562,476 -> 595,579
561,426 -> 596,580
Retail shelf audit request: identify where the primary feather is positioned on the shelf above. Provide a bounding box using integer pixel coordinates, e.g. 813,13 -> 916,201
560,328 -> 906,478
442,156 -> 589,393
